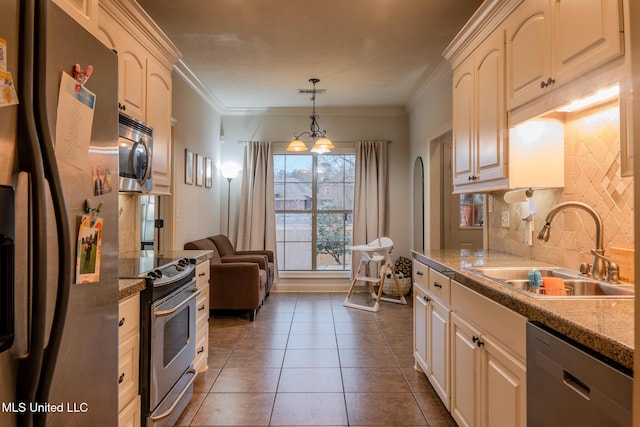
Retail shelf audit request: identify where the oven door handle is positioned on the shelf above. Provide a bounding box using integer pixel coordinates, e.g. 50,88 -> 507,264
155,288 -> 200,317
148,367 -> 197,422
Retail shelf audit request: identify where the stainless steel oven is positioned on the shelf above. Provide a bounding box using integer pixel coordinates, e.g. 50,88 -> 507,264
118,112 -> 153,192
148,279 -> 199,426
122,257 -> 199,427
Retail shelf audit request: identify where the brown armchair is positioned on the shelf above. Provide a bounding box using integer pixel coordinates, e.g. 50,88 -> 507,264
184,238 -> 267,321
209,235 -> 274,294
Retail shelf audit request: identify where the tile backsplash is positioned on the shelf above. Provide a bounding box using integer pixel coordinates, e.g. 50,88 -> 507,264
488,101 -> 634,275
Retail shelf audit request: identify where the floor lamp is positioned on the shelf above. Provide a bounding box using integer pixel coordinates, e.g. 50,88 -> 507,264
221,163 -> 240,237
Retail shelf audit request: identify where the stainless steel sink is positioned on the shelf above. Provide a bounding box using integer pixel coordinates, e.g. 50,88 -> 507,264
505,279 -> 634,297
465,267 -> 634,299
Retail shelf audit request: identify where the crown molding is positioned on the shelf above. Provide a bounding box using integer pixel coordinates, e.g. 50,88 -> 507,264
173,60 -> 226,113
406,59 -> 452,113
443,0 -> 523,69
221,105 -> 407,117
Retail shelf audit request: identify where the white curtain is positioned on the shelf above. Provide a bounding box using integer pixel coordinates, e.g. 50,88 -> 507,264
237,141 -> 279,282
353,139 -> 388,246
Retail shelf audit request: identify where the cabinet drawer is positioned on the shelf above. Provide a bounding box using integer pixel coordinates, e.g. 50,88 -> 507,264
196,283 -> 209,327
196,260 -> 210,286
428,269 -> 451,305
118,293 -> 140,341
413,260 -> 429,287
118,332 -> 140,412
193,332 -> 208,373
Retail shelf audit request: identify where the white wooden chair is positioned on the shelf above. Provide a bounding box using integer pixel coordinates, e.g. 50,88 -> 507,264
343,237 -> 407,312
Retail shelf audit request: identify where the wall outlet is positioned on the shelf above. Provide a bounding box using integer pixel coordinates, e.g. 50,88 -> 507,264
501,211 -> 509,228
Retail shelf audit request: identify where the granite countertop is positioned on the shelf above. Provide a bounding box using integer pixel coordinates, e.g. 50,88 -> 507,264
412,249 -> 634,372
118,278 -> 146,301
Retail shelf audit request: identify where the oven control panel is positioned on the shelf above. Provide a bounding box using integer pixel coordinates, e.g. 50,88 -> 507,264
145,258 -> 195,287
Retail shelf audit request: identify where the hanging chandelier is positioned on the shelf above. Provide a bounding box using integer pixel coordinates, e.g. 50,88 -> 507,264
287,78 -> 334,154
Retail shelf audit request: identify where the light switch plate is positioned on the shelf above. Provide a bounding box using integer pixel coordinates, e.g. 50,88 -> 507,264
501,211 -> 509,228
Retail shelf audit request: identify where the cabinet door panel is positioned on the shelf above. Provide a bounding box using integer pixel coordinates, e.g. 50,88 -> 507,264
413,286 -> 429,372
505,1 -> 551,109
482,336 -> 526,427
450,313 -> 479,427
147,58 -> 173,193
429,299 -> 450,409
119,49 -> 146,120
554,0 -> 623,82
452,60 -> 475,185
475,31 -> 506,182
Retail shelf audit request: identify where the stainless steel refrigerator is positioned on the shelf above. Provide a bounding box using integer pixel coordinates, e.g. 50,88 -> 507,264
0,0 -> 119,426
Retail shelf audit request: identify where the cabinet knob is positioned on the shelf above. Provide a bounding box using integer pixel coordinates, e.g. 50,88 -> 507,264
118,373 -> 125,384
416,271 -> 424,276
472,335 -> 479,343
433,281 -> 443,289
540,77 -> 556,89
468,175 -> 478,181
197,346 -> 205,354
118,318 -> 125,327
199,272 -> 206,277
477,339 -> 485,348
198,304 -> 205,311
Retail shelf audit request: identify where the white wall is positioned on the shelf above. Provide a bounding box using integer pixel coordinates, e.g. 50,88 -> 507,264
221,109 -> 412,258
171,75 -> 223,248
408,63 -> 455,250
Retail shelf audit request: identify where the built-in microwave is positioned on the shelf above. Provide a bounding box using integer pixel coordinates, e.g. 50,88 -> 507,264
118,113 -> 153,192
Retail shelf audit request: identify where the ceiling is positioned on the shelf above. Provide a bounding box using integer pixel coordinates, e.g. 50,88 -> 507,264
136,0 -> 484,111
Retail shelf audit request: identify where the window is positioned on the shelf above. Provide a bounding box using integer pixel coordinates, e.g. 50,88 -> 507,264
274,153 -> 355,271
459,194 -> 484,227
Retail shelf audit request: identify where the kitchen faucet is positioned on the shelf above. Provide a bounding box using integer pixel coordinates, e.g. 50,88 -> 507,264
537,201 -> 617,282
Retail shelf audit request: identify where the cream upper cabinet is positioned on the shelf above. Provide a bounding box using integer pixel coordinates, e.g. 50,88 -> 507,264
97,0 -> 180,194
118,42 -> 147,121
506,0 -> 624,110
452,29 -> 507,190
146,57 -> 173,194
452,58 -> 475,186
96,6 -> 146,121
52,0 -> 98,33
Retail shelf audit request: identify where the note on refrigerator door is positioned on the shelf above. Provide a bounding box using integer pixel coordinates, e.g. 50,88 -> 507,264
55,71 -> 95,171
76,214 -> 102,284
0,70 -> 18,107
0,38 -> 7,71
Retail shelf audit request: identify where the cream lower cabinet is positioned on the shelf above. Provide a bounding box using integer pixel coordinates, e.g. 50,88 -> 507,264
450,281 -> 526,427
118,293 -> 141,427
413,263 -> 451,409
194,260 -> 210,372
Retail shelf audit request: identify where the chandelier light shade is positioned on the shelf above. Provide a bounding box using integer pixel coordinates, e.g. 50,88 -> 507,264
287,78 -> 333,153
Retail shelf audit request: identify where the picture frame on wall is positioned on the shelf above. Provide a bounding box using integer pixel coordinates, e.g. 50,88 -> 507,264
196,153 -> 204,187
205,158 -> 213,188
185,149 -> 194,185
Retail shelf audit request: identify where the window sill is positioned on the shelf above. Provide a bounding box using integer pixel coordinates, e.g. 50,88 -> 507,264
278,270 -> 351,280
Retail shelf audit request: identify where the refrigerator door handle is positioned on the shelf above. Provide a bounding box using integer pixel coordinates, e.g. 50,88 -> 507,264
0,185 -> 15,354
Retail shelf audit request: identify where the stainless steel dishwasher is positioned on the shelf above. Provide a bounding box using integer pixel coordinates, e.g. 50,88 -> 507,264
527,322 -> 632,427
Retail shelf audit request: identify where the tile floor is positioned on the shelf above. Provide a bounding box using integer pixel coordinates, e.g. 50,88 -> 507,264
176,292 -> 457,426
